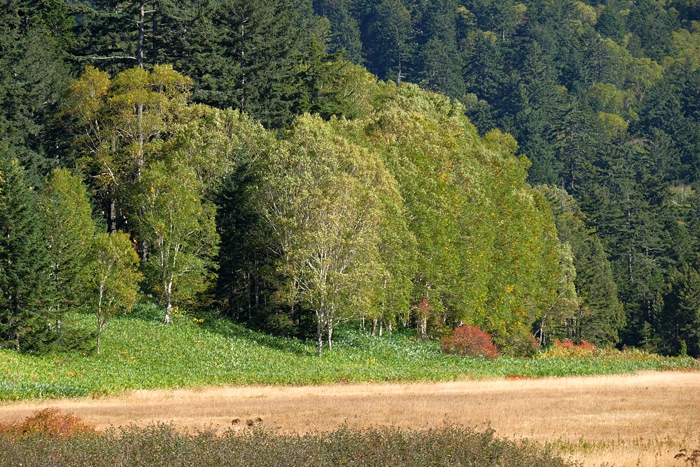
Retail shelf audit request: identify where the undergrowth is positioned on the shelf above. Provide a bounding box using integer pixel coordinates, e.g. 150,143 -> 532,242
0,409 -> 574,467
0,304 -> 697,401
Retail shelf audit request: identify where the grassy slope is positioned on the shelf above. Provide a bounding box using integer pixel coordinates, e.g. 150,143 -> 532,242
1,305 -> 698,401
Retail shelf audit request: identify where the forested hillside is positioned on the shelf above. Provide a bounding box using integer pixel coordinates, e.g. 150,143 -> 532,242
0,0 -> 698,357
316,0 -> 700,356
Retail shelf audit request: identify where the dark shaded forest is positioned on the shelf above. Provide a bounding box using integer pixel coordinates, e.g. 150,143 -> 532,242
1,0 -> 700,357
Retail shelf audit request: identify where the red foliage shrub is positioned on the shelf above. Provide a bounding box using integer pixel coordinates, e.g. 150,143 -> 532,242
553,338 -> 596,351
440,324 -> 500,359
0,408 -> 97,440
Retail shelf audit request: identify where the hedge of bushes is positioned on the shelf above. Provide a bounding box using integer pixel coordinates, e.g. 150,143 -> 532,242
0,409 -> 573,467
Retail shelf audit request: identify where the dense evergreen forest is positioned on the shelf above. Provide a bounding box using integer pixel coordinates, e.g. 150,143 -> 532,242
1,0 -> 699,357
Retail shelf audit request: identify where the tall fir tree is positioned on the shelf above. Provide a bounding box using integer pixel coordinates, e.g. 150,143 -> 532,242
313,0 -> 363,63
361,0 -> 414,83
182,0 -> 305,128
0,0 -> 73,184
658,264 -> 700,357
0,148 -> 55,352
538,185 -> 625,346
39,169 -> 97,313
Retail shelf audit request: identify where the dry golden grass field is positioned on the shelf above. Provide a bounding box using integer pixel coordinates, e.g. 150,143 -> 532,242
1,371 -> 699,466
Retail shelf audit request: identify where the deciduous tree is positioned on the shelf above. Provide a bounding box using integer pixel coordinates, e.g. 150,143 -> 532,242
86,232 -> 142,354
137,161 -> 219,324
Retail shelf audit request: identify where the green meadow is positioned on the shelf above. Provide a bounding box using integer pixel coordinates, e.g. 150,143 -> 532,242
1,304 -> 697,401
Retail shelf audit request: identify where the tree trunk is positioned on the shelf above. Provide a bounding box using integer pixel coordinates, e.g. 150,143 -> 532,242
246,271 -> 252,322
317,320 -> 323,357
97,284 -> 105,354
419,315 -> 427,340
328,323 -> 333,351
109,197 -> 117,234
137,101 -> 144,175
163,280 -> 172,325
240,19 -> 246,111
151,6 -> 158,62
371,318 -> 377,336
138,2 -> 145,69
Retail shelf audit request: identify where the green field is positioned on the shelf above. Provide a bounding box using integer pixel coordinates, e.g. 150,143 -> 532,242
1,304 -> 698,401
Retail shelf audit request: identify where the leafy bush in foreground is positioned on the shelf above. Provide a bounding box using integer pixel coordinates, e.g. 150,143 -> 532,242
0,410 -> 573,467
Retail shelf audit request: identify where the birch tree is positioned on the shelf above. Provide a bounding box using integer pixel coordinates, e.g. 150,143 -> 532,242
255,115 -> 389,356
61,65 -> 192,233
86,232 -> 141,354
137,161 -> 219,324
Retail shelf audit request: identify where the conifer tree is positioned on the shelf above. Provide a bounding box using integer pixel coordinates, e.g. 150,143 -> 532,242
0,1 -> 73,184
415,0 -> 464,99
0,149 -> 55,352
362,0 -> 414,83
39,169 -> 97,313
538,185 -> 625,346
313,0 -> 363,63
658,264 -> 700,357
182,0 -> 304,129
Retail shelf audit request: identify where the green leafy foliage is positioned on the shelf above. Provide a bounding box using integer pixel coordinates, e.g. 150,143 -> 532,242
8,0 -> 700,356
61,65 -> 193,234
86,232 -> 142,354
246,114 -> 397,355
137,161 -> 219,324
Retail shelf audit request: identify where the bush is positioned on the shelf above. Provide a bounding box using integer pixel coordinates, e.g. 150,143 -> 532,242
0,408 -> 97,440
0,420 -> 573,467
538,339 -> 596,359
440,324 -> 500,359
555,339 -> 596,351
492,327 -> 541,358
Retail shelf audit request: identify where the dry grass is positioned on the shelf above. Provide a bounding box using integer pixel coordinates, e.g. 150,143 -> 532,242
1,371 -> 699,466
